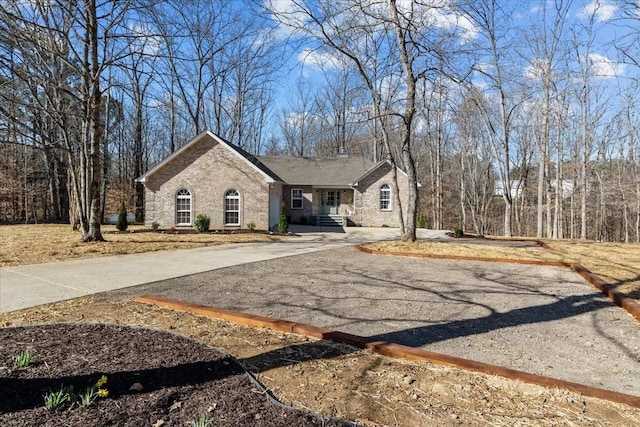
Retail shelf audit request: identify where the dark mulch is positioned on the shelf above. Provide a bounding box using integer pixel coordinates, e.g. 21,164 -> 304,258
0,324 -> 354,426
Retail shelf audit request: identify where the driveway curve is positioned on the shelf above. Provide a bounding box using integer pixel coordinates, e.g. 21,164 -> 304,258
102,246 -> 640,398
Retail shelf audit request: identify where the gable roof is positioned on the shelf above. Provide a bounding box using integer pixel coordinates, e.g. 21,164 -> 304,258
137,130 -> 281,184
137,130 -> 407,188
257,155 -> 375,186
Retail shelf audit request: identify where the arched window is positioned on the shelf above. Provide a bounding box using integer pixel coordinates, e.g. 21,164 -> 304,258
176,189 -> 192,225
224,189 -> 240,225
379,184 -> 391,210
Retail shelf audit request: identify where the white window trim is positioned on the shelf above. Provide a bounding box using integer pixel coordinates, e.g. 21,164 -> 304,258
291,188 -> 303,209
224,189 -> 240,226
380,184 -> 392,211
176,189 -> 192,225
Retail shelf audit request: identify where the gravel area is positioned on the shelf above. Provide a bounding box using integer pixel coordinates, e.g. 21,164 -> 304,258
101,246 -> 640,397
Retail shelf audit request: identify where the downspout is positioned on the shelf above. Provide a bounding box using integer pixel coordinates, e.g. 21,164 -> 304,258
268,182 -> 272,232
349,183 -> 359,226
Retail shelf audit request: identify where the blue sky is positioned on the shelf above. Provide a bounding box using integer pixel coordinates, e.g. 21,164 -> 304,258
269,0 -> 638,92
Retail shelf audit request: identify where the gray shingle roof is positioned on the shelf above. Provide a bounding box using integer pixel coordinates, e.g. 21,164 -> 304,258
257,156 -> 375,186
137,130 -> 383,187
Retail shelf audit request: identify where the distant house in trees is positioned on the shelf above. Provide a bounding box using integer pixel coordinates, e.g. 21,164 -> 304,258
137,130 -> 410,230
494,180 -> 524,199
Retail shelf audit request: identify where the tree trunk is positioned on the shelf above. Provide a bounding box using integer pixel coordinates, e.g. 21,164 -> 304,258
81,0 -> 104,242
459,154 -> 467,232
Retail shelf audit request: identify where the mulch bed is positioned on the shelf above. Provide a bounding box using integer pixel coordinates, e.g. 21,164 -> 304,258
0,324 -> 354,426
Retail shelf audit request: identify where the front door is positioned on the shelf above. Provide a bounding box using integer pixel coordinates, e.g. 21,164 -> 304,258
321,190 -> 340,215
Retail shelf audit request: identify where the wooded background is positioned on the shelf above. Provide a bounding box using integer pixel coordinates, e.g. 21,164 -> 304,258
1,0 -> 639,242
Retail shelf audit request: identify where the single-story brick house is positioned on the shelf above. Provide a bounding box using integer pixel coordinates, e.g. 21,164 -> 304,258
137,130 -> 411,230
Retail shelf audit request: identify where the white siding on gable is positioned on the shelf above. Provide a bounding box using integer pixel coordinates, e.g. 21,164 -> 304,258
550,179 -> 575,198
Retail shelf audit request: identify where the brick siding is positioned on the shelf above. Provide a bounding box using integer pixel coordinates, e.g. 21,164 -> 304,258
354,162 -> 410,227
143,137 -> 270,230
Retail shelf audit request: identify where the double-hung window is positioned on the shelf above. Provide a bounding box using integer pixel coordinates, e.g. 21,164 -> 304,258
176,189 -> 192,225
291,188 -> 303,209
224,189 -> 240,225
379,184 -> 391,210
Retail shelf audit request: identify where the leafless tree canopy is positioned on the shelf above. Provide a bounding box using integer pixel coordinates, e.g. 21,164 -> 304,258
1,0 -> 639,242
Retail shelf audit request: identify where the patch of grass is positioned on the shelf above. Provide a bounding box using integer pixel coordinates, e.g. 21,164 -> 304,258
43,376 -> 109,410
0,224 -> 283,267
43,386 -> 70,410
189,413 -> 215,427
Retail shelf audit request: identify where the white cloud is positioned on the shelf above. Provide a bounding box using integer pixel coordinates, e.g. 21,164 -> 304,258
587,53 -> 626,78
395,0 -> 479,41
127,25 -> 163,56
524,59 -> 543,81
298,48 -> 345,70
578,0 -> 617,22
263,0 -> 309,40
268,0 -> 297,14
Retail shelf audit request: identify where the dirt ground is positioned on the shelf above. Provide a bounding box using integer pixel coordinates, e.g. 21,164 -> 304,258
2,299 -> 640,426
2,225 -> 640,426
97,246 -> 640,398
0,323 -> 352,427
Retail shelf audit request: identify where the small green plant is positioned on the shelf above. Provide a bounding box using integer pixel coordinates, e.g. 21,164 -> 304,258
13,349 -> 34,367
189,414 -> 215,427
43,375 -> 108,410
454,227 -> 464,238
77,386 -> 98,407
44,386 -> 71,410
194,214 -> 210,233
116,201 -> 128,231
246,221 -> 256,232
151,221 -> 160,230
278,201 -> 288,233
417,212 -> 426,229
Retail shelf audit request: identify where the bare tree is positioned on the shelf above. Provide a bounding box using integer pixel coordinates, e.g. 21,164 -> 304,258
314,67 -> 366,156
267,0 -> 467,241
279,78 -> 321,156
1,0 -> 130,240
523,0 -> 571,238
453,89 -> 496,235
466,0 -> 526,237
569,9 -> 611,240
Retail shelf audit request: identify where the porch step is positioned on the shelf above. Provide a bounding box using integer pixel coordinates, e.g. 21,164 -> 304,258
316,215 -> 344,227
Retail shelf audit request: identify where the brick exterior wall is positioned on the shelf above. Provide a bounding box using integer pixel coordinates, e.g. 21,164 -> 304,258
143,137 -> 271,230
353,162 -> 409,227
142,133 -> 410,230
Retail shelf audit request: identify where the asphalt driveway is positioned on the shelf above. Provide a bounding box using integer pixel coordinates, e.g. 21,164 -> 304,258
0,227 -> 445,313
2,227 -> 638,398
100,246 -> 640,398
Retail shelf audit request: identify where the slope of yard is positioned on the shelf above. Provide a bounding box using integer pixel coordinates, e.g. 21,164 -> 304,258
2,225 -> 640,426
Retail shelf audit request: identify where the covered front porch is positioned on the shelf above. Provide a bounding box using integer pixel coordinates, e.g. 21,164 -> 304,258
313,187 -> 355,226
284,186 -> 355,227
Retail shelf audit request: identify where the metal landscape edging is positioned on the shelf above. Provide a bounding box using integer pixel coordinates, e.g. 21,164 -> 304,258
135,295 -> 640,409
